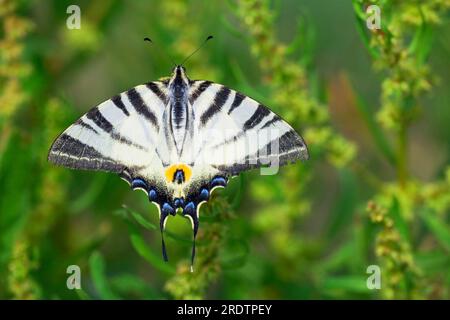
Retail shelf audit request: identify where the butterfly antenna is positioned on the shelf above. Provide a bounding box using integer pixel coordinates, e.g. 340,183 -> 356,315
144,37 -> 176,67
181,35 -> 214,66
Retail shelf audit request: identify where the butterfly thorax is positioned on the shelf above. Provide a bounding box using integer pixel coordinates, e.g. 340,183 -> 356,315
167,66 -> 191,157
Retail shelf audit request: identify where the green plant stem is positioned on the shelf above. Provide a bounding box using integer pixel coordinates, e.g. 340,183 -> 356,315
397,123 -> 408,188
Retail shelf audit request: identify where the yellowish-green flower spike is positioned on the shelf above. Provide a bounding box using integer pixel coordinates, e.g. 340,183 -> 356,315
7,240 -> 41,299
0,0 -> 33,123
165,199 -> 232,300
356,0 -> 450,132
367,201 -> 422,299
25,99 -> 70,240
236,0 -> 355,275
357,0 -> 450,299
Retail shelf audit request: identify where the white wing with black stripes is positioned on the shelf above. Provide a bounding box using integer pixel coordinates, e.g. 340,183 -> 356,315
179,80 -> 308,207
49,82 -> 166,173
186,80 -> 308,177
48,65 -> 309,271
47,81 -> 178,227
174,80 -> 308,271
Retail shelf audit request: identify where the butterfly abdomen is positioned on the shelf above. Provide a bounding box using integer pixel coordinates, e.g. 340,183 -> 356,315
169,98 -> 189,155
172,101 -> 186,126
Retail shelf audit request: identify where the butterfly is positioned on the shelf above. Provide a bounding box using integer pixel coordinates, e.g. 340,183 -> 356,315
48,50 -> 309,270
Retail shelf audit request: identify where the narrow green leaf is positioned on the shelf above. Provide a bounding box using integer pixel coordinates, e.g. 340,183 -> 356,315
132,211 -> 157,231
110,274 -> 161,299
322,275 -> 369,294
353,10 -> 380,59
0,133 -> 32,267
220,238 -> 250,270
326,169 -> 358,239
223,0 -> 240,15
89,251 -> 120,300
352,0 -> 366,20
75,288 -> 92,300
286,19 -> 304,55
390,196 -> 410,242
220,17 -> 247,39
416,251 -> 450,273
420,210 -> 450,252
229,59 -> 269,103
70,174 -> 109,213
120,205 -> 193,245
353,89 -> 396,165
317,241 -> 357,273
165,229 -> 194,245
287,16 -> 316,67
128,225 -> 176,275
408,7 -> 435,65
224,174 -> 245,210
121,205 -> 157,231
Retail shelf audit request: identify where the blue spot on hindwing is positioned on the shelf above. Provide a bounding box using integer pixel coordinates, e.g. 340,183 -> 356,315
199,188 -> 209,201
173,198 -> 184,208
148,189 -> 157,202
184,201 -> 196,216
210,176 -> 227,188
131,178 -> 148,190
162,203 -> 175,216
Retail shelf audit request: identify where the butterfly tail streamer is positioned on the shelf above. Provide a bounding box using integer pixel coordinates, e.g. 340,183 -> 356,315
160,210 -> 169,262
191,225 -> 198,272
183,204 -> 199,272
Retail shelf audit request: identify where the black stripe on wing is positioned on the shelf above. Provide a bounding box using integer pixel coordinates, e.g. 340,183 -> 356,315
243,104 -> 271,130
210,131 -> 245,150
246,130 -> 308,162
208,103 -> 272,149
48,134 -> 125,172
189,81 -> 212,105
200,86 -> 231,126
127,88 -> 160,131
111,95 -> 130,116
260,114 -> 282,129
211,130 -> 308,175
86,107 -> 113,133
228,91 -> 246,114
84,108 -> 147,151
146,82 -> 167,103
76,118 -> 99,134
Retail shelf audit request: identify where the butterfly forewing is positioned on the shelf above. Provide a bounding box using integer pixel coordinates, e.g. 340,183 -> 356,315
48,81 -> 172,189
187,80 -> 308,176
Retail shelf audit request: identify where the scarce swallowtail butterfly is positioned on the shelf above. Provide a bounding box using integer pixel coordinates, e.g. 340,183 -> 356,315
48,39 -> 309,271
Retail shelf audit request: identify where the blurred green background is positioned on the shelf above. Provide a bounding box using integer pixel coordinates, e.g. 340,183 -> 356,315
0,0 -> 449,299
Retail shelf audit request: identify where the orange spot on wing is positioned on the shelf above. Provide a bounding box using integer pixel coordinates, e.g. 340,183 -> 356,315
164,164 -> 192,183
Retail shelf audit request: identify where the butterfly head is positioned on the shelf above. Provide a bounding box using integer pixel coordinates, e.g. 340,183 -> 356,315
170,65 -> 189,83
